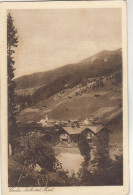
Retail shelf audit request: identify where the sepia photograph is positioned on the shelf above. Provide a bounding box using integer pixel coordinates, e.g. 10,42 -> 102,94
0,2 -> 129,194
8,7 -> 123,187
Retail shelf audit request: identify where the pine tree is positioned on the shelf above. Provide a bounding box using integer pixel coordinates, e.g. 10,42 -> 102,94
7,13 -> 19,140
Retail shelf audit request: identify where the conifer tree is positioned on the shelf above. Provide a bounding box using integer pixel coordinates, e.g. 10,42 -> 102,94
7,13 -> 19,139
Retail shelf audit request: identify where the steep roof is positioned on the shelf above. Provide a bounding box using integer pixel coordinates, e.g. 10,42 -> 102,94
86,125 -> 104,134
63,125 -> 111,135
85,125 -> 111,134
63,127 -> 85,135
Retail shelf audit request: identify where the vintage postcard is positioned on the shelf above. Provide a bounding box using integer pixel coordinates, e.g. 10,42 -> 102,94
0,1 -> 129,195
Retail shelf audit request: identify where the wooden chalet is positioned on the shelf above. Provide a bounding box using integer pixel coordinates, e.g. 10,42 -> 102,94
83,124 -> 111,147
62,126 -> 85,142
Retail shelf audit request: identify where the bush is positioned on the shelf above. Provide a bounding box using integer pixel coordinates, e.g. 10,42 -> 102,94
12,141 -> 56,172
78,132 -> 91,160
79,155 -> 123,186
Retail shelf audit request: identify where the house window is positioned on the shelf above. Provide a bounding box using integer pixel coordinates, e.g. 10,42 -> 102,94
87,132 -> 93,139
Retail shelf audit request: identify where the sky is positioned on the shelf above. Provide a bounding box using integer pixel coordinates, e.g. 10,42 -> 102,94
10,8 -> 122,78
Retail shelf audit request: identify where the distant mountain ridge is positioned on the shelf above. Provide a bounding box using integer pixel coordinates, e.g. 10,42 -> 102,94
15,48 -> 122,90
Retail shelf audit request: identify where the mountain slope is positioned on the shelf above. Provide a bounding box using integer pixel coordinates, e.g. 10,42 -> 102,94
15,48 -> 122,90
18,75 -> 122,123
31,48 -> 122,102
